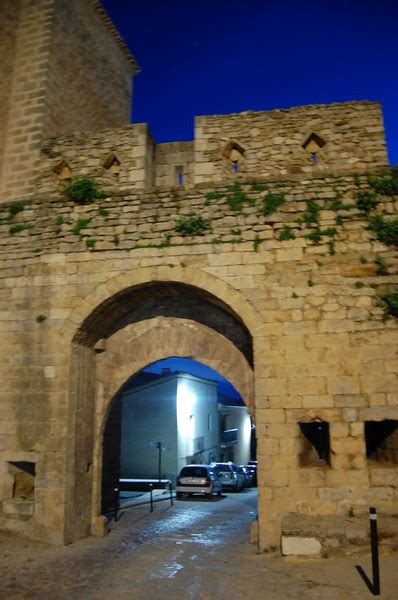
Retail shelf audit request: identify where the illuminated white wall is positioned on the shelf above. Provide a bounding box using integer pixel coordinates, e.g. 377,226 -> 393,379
219,405 -> 251,465
176,375 -> 220,474
120,377 -> 178,479
120,373 -> 220,481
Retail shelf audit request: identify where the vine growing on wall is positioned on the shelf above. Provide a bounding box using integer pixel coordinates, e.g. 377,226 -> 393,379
261,192 -> 285,216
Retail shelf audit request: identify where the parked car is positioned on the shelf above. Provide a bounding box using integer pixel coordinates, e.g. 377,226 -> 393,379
237,465 -> 252,487
211,462 -> 245,491
176,465 -> 223,498
246,460 -> 258,486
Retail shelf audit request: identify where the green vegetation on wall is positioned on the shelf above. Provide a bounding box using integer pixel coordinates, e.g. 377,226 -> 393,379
175,214 -> 210,236
261,192 -> 285,216
64,177 -> 106,204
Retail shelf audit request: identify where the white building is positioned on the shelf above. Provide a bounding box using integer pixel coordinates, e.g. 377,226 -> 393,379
120,372 -> 220,481
218,404 -> 252,466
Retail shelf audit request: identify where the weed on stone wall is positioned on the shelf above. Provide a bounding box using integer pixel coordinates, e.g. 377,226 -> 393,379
175,214 -> 210,236
64,177 -> 106,204
72,218 -> 91,236
368,167 -> 398,196
261,192 -> 285,216
305,227 -> 337,245
98,207 -> 109,218
367,214 -> 398,247
8,202 -> 25,217
9,224 -> 30,235
374,254 -> 388,276
225,182 -> 255,212
278,226 -> 296,241
253,235 -> 262,251
85,239 -> 96,250
356,190 -> 379,214
379,291 -> 398,320
300,200 -> 322,225
205,191 -> 224,204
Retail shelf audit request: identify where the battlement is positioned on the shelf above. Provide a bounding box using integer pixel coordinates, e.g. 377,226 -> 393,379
34,101 -> 388,199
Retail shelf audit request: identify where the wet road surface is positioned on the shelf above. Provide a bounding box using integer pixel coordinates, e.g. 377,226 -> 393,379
0,489 -> 397,599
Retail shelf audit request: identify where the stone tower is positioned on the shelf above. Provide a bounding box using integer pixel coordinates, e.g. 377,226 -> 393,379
0,0 -> 139,203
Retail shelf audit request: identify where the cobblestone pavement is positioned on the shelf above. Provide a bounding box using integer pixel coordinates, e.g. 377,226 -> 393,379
0,490 -> 397,599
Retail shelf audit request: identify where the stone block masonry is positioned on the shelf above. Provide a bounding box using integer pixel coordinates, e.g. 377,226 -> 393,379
193,102 -> 388,184
0,170 -> 396,552
31,101 -> 388,207
0,0 -> 396,558
0,0 -> 138,204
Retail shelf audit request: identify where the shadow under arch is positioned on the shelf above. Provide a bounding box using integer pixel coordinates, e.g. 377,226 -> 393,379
67,265 -> 262,347
65,269 -> 260,543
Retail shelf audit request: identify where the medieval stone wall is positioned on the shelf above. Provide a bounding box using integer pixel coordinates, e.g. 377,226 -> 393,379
193,102 -> 388,184
0,0 -> 19,194
155,142 -> 195,188
0,0 -> 55,203
32,101 -> 389,204
0,0 -> 137,204
0,173 -> 396,551
37,124 -> 155,195
44,0 -> 135,137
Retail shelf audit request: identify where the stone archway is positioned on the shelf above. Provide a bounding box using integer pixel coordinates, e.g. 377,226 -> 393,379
65,269 -> 262,544
65,265 -> 262,342
91,316 -> 254,526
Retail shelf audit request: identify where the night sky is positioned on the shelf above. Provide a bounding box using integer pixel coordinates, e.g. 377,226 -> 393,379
102,0 -> 398,164
143,358 -> 243,402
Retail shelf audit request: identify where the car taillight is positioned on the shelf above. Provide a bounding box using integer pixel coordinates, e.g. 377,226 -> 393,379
176,478 -> 181,485
205,479 -> 211,486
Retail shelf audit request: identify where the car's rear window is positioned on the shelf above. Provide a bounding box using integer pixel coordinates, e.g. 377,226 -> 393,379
214,465 -> 232,474
180,467 -> 208,478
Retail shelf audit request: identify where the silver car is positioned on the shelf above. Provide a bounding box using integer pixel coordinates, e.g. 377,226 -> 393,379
211,462 -> 245,492
176,465 -> 223,498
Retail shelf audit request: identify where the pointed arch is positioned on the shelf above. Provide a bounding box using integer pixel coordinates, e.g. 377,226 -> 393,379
222,140 -> 246,172
65,265 -> 263,343
53,160 -> 72,180
101,152 -> 121,175
302,132 -> 326,153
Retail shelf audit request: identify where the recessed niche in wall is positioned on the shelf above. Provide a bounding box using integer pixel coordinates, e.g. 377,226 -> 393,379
298,421 -> 330,466
102,152 -> 121,176
8,461 -> 35,500
302,133 -> 326,166
175,165 -> 184,185
222,141 -> 245,173
3,461 -> 36,517
365,420 -> 398,464
53,160 -> 72,181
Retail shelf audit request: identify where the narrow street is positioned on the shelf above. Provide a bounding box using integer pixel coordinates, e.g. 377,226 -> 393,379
0,489 -> 397,599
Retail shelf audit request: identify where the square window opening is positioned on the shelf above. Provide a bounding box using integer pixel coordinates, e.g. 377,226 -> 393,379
365,420 -> 398,464
8,461 -> 35,500
298,421 -> 330,467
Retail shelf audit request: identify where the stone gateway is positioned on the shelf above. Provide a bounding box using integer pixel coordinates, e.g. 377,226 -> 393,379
0,0 -> 396,556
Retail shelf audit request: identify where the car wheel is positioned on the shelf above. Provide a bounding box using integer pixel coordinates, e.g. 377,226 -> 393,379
206,492 -> 213,498
217,490 -> 222,497
176,492 -> 183,499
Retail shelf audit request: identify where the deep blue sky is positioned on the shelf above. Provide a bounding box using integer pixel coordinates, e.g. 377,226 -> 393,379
102,0 -> 398,164
143,358 -> 242,402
